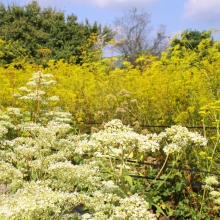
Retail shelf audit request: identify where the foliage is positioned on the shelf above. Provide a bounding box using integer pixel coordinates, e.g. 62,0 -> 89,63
1,31 -> 220,129
0,115 -> 158,219
170,29 -> 214,50
1,1 -> 220,217
0,1 -> 113,64
0,111 -> 218,219
0,63 -> 220,218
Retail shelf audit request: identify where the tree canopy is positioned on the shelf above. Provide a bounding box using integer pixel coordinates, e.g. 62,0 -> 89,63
170,29 -> 214,50
168,29 -> 217,60
0,1 -> 114,65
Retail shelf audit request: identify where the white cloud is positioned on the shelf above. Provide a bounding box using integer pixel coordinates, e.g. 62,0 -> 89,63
183,0 -> 220,23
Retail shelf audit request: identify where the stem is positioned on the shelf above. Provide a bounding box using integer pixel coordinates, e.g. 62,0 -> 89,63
147,153 -> 169,189
199,187 -> 207,214
208,116 -> 219,172
202,117 -> 206,139
154,170 -> 172,192
34,72 -> 41,123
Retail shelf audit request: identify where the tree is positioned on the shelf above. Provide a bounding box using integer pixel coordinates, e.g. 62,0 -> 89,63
113,7 -> 167,64
169,29 -> 216,59
170,29 -> 214,50
0,1 -> 114,65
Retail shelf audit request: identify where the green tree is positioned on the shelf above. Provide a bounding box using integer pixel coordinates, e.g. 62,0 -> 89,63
168,29 -> 217,62
0,1 -> 113,65
170,29 -> 214,50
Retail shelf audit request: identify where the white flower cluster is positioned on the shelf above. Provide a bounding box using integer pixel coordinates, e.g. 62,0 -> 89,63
163,143 -> 181,154
46,120 -> 72,135
82,192 -> 157,220
13,71 -> 69,124
104,119 -> 133,133
76,139 -> 102,155
18,86 -> 31,93
83,190 -> 121,217
159,125 -> 207,154
47,95 -> 60,101
69,120 -> 207,159
109,194 -> 157,220
20,120 -> 71,141
29,72 -> 56,87
204,176 -> 219,186
47,161 -> 101,192
0,126 -> 8,140
7,107 -> 23,117
89,119 -> 160,157
0,160 -> 23,190
1,121 -> 74,179
43,111 -> 73,124
19,90 -> 46,101
0,181 -> 81,219
0,111 -> 14,140
204,176 -> 220,205
0,117 -> 209,219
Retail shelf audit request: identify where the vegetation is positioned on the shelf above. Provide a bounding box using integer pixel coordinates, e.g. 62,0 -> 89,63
113,7 -> 167,64
0,1 -> 113,65
0,85 -> 220,218
0,1 -> 220,218
1,30 -> 218,129
170,29 -> 214,50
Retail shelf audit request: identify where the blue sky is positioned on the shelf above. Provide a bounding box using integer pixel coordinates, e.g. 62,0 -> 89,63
2,0 -> 220,36
1,0 -> 220,55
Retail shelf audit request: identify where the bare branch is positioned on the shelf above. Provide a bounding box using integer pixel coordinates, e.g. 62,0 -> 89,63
113,7 -> 167,64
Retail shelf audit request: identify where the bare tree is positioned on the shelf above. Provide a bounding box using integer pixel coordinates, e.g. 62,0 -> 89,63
151,25 -> 169,56
113,7 -> 168,64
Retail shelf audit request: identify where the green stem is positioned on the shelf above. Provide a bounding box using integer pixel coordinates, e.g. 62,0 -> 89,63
154,153 -> 181,192
147,153 -> 169,189
199,187 -> 207,214
208,117 -> 219,172
154,170 -> 172,192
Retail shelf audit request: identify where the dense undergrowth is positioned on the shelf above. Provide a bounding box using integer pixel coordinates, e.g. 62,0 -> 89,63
0,33 -> 220,129
1,32 -> 220,219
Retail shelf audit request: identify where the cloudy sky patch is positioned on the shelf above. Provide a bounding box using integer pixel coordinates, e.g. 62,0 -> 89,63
83,0 -> 155,8
34,0 -> 156,10
183,0 -> 220,24
2,0 -> 220,40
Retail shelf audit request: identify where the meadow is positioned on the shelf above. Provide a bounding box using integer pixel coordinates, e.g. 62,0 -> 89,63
1,34 -> 220,219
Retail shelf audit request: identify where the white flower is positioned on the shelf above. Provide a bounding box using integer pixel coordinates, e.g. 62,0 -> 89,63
205,176 -> 219,186
210,190 -> 220,197
48,96 -> 60,101
0,181 -> 81,219
213,197 -> 220,205
109,194 -> 157,220
18,87 -> 31,93
163,143 -> 181,154
26,81 -> 37,87
159,125 -> 207,154
7,108 -> 23,117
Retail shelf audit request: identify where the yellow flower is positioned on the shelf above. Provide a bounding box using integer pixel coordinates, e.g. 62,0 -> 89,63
208,157 -> 212,161
199,151 -> 206,156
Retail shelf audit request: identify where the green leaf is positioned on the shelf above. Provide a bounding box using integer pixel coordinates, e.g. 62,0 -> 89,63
160,174 -> 167,179
175,182 -> 182,192
30,171 -> 37,181
154,204 -> 167,217
124,175 -> 133,187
